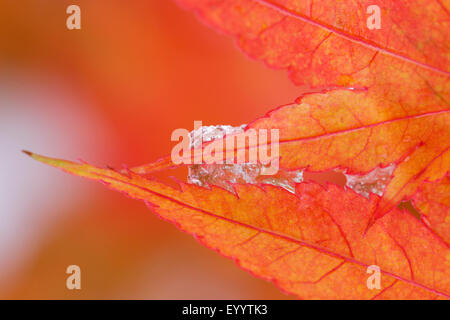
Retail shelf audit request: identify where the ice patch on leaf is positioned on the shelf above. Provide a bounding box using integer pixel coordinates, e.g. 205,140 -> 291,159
188,125 -> 394,197
187,125 -> 303,193
189,124 -> 247,149
344,165 -> 395,198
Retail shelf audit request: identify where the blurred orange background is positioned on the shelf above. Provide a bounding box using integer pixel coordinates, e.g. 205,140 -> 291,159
0,0 -> 305,299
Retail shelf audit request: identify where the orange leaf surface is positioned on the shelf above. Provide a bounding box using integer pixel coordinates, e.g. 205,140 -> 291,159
412,176 -> 450,245
26,152 -> 450,299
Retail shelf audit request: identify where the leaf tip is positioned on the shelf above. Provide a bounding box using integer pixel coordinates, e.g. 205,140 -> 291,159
22,150 -> 71,169
22,150 -> 49,163
22,149 -> 33,157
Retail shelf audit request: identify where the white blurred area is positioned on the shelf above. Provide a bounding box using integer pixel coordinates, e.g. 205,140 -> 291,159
0,68 -> 116,289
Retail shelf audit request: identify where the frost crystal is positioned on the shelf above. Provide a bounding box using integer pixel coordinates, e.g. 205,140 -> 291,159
187,125 -> 393,197
187,125 -> 303,193
344,165 -> 395,198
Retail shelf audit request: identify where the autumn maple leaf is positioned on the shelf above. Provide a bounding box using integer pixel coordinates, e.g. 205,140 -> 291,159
25,0 -> 449,299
